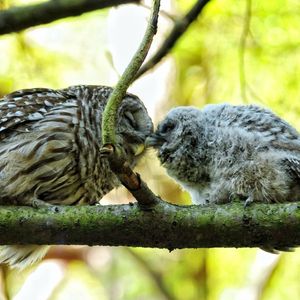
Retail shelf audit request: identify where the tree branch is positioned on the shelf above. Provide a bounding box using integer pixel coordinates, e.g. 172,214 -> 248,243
0,202 -> 299,249
101,0 -> 160,146
136,0 -> 212,79
100,0 -> 160,207
0,0 -> 140,35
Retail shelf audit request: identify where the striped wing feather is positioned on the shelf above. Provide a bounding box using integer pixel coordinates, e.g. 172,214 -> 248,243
204,104 -> 300,141
0,88 -> 71,138
284,157 -> 300,179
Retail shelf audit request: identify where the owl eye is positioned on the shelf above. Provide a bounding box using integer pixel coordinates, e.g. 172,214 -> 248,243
124,111 -> 137,129
161,121 -> 175,133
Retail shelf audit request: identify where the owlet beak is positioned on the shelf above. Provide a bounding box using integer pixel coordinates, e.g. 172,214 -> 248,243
145,135 -> 164,148
132,143 -> 145,156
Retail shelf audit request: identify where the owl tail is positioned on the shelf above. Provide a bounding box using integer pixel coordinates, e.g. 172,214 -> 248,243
0,245 -> 50,269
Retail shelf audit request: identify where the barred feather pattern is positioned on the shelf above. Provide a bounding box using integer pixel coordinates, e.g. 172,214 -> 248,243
0,85 -> 153,268
202,104 -> 300,142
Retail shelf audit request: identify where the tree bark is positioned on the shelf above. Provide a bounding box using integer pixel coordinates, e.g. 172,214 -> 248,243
0,201 -> 299,250
0,0 -> 140,35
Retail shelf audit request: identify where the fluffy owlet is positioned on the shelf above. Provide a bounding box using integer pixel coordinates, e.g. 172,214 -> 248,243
0,85 -> 153,268
147,104 -> 300,205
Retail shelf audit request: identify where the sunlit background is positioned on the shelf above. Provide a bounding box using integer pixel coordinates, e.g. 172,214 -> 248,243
1,0 -> 300,299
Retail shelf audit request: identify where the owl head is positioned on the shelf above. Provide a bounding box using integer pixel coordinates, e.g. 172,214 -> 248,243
116,93 -> 153,161
146,106 -> 204,164
66,85 -> 153,164
66,85 -> 153,161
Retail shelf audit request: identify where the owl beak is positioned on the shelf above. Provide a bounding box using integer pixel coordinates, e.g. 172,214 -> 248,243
132,143 -> 145,156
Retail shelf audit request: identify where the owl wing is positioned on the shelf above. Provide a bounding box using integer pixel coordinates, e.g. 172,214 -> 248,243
203,104 -> 300,142
0,88 -> 73,139
283,157 -> 300,179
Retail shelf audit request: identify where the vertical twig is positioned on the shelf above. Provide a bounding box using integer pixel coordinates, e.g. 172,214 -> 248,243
101,0 -> 161,147
100,0 -> 161,207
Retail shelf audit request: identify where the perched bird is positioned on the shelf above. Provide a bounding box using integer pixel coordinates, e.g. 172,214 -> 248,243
147,104 -> 300,206
0,85 -> 153,268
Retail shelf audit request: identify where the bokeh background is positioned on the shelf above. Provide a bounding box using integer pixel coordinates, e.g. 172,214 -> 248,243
1,0 -> 300,299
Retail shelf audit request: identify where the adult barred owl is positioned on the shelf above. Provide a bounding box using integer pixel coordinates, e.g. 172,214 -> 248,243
0,85 -> 153,268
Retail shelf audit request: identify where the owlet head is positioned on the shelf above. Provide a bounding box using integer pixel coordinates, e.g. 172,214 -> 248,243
146,106 -> 202,152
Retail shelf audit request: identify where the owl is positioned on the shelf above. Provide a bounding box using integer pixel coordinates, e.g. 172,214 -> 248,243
147,104 -> 300,206
0,85 -> 153,268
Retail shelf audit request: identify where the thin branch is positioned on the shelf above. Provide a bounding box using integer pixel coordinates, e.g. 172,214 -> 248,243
0,202 -> 299,249
101,0 -> 160,146
104,163 -> 161,207
0,0 -> 140,35
136,0 -> 212,79
100,0 -> 160,207
140,3 -> 177,22
238,0 -> 252,103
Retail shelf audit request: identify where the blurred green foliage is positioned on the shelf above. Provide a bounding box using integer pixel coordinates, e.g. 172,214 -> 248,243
173,0 -> 300,128
1,0 -> 300,299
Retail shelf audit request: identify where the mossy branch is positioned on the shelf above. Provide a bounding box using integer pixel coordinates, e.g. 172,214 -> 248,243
0,202 -> 299,249
101,0 -> 160,146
